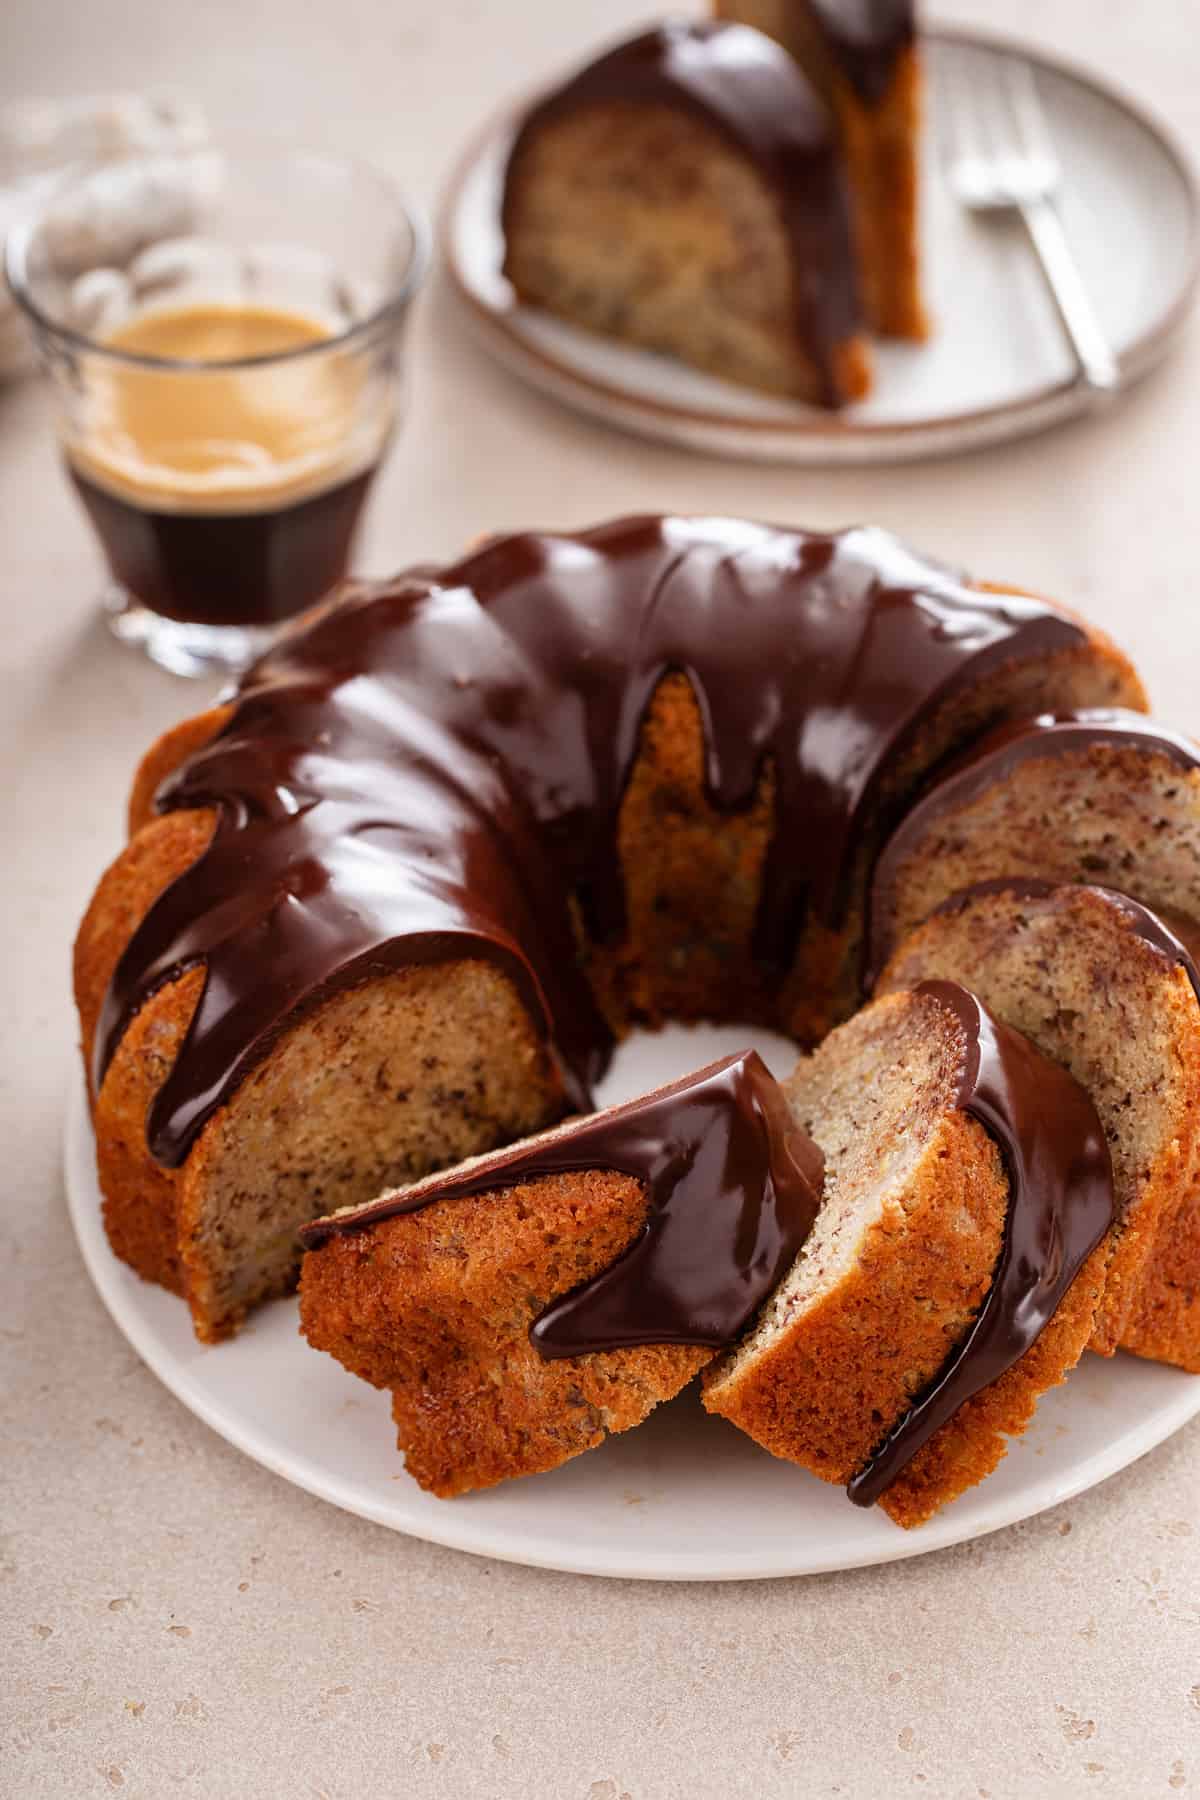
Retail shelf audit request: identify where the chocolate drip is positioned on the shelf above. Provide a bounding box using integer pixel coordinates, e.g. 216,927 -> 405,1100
95,515 -> 1085,1169
868,710 -> 1200,981
848,980 -> 1113,1507
301,1051 -> 824,1355
802,1 -> 915,106
1100,891 -> 1200,1001
501,21 -> 861,407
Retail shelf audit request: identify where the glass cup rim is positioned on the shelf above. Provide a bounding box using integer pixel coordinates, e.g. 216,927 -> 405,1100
4,134 -> 429,373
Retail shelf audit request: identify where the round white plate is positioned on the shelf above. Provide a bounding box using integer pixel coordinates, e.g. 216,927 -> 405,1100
442,27 -> 1199,464
66,1021 -> 1200,1580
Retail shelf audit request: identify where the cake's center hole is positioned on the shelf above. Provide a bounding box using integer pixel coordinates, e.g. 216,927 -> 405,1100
592,1022 -> 797,1109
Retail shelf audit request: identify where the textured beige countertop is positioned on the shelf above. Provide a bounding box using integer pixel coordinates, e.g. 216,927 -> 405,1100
5,1 -> 1200,1794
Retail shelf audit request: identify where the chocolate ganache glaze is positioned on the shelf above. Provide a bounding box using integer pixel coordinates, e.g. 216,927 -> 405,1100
95,514 -> 1087,1170
1099,891 -> 1200,999
868,709 -> 1200,979
803,0 -> 915,106
848,979 -> 1114,1507
501,21 -> 861,407
301,1050 -> 824,1356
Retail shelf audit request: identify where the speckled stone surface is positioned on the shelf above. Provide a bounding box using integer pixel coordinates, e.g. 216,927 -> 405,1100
4,2 -> 1200,1794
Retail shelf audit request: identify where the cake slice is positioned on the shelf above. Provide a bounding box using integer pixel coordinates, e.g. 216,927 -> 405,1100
302,988 -> 1112,1524
703,983 -> 1112,1527
875,880 -> 1200,1365
715,0 -> 925,336
500,22 -> 872,406
869,710 -> 1200,980
298,1052 -> 823,1496
1124,1159 -> 1200,1374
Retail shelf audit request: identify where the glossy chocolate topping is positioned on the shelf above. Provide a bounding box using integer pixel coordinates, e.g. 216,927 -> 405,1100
501,21 -> 861,407
803,0 -> 915,105
95,514 -> 1085,1169
848,980 -> 1113,1507
301,1051 -> 825,1356
868,710 -> 1199,980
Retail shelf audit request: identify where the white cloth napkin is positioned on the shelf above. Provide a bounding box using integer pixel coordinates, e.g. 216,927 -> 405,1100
0,92 -> 207,379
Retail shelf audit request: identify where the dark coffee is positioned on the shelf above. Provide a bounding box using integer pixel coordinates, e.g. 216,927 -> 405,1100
67,301 -> 385,629
69,462 -> 375,627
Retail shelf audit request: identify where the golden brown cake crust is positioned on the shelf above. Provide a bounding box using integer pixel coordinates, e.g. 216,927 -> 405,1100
837,45 -> 926,340
93,964 -> 206,1297
75,813 -> 217,1294
75,808 -> 217,1097
299,1171 -> 709,1495
1122,1179 -> 1200,1373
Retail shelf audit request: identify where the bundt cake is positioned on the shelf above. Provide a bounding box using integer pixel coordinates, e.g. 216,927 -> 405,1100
714,0 -> 925,339
74,515 -> 1142,1343
875,881 -> 1200,1367
702,982 -> 1112,1528
500,21 -> 874,406
298,1051 -> 824,1495
869,710 -> 1200,980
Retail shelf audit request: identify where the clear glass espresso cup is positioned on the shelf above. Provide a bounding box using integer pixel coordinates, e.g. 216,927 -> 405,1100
6,139 -> 426,676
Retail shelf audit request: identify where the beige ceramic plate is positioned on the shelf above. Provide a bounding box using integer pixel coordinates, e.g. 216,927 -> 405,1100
442,27 -> 1199,464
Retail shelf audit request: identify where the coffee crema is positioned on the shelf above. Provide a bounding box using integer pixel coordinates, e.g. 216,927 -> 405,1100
67,301 -> 387,627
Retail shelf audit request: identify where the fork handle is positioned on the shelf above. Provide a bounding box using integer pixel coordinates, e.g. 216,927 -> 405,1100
1019,197 -> 1120,396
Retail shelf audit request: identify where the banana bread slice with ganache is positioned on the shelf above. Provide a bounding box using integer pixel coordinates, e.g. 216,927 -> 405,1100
704,982 -> 1113,1527
501,21 -> 873,406
298,1052 -> 823,1496
876,881 -> 1200,1367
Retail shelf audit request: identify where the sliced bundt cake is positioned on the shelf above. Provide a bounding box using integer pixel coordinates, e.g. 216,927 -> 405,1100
715,0 -> 925,338
703,983 -> 1112,1528
875,881 -> 1200,1366
302,987 -> 1111,1520
1123,1111 -> 1200,1373
75,517 -> 1143,1342
298,1053 -> 823,1495
500,21 -> 873,406
869,710 -> 1200,979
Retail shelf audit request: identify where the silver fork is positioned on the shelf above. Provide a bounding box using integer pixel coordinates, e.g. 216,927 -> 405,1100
940,44 -> 1119,397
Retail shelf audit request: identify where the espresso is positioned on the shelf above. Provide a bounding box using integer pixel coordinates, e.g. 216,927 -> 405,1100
69,461 -> 374,627
67,302 -> 388,628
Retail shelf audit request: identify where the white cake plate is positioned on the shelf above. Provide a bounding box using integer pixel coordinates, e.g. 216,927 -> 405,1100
65,1021 -> 1200,1580
442,27 -> 1199,464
